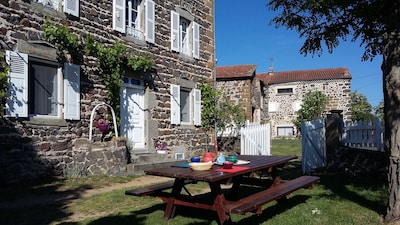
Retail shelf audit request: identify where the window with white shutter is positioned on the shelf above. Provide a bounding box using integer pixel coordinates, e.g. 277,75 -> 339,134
170,10 -> 200,59
64,63 -> 81,120
170,84 -> 202,126
193,88 -> 201,126
113,0 -> 126,33
63,0 -> 79,17
170,84 -> 180,124
5,51 -> 28,117
5,51 -> 81,120
145,0 -> 155,43
113,0 -> 155,43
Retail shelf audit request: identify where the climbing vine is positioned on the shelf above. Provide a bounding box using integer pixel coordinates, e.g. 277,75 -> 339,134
43,20 -> 153,126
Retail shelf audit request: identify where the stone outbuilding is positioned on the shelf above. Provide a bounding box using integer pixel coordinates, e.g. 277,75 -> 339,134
257,67 -> 352,138
216,64 -> 263,124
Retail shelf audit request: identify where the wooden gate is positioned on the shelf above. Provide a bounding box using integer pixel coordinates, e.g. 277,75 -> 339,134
302,119 -> 326,174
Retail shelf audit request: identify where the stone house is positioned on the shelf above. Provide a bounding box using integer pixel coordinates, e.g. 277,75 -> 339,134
257,67 -> 352,138
0,0 -> 215,183
215,64 -> 263,125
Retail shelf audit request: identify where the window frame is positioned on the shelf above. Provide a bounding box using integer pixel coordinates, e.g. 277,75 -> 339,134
28,59 -> 61,118
277,87 -> 294,94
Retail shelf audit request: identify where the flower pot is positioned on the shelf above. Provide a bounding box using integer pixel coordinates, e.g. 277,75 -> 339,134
98,124 -> 109,132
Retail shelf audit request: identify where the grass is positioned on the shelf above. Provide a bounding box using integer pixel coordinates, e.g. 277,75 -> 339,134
0,139 -> 388,225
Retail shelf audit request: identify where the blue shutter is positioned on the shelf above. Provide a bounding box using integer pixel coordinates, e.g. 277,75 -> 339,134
5,51 -> 28,118
171,11 -> 180,52
63,0 -> 79,17
193,22 -> 200,59
64,63 -> 80,120
193,88 -> 201,126
145,0 -> 155,43
113,0 -> 126,33
170,84 -> 180,125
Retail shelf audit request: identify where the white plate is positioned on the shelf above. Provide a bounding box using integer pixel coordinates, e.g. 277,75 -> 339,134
235,160 -> 250,165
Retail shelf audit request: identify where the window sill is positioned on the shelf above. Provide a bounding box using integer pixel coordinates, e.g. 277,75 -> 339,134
25,118 -> 68,127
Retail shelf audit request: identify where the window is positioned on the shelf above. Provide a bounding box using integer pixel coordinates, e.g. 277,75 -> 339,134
277,88 -> 293,94
293,101 -> 302,111
170,10 -> 200,59
268,102 -> 278,112
34,0 -> 79,17
29,62 -> 59,116
113,0 -> 155,43
170,84 -> 201,125
277,126 -> 294,137
5,51 -> 80,120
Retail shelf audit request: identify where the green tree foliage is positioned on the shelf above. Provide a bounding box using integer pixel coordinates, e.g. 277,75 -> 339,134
293,90 -> 327,132
0,52 -> 9,117
374,101 -> 384,122
200,82 -> 218,133
351,91 -> 375,121
267,0 -> 400,221
200,82 -> 246,136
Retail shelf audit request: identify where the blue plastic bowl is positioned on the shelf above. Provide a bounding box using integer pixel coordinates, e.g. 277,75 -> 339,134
190,157 -> 201,162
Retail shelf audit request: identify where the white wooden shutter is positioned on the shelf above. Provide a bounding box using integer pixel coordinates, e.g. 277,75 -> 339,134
113,0 -> 126,33
64,63 -> 80,120
171,11 -> 180,52
5,51 -> 28,117
63,0 -> 79,17
145,0 -> 155,43
170,84 -> 180,125
193,88 -> 201,126
193,22 -> 200,59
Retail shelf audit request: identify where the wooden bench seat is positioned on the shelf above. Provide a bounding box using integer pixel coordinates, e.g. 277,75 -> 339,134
125,179 -> 196,197
224,175 -> 320,215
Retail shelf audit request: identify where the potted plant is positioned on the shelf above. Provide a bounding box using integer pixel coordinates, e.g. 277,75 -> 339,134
98,118 -> 110,133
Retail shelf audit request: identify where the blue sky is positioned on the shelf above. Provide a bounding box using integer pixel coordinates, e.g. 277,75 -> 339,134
215,1 -> 383,107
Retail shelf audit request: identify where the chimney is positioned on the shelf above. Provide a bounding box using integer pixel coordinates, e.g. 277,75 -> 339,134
268,66 -> 274,76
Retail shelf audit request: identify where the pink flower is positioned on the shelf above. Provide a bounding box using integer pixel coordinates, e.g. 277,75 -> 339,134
98,118 -> 110,126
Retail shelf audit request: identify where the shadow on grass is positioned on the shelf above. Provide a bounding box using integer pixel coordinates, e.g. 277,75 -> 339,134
0,177 -> 95,225
282,161 -> 387,215
318,172 -> 387,214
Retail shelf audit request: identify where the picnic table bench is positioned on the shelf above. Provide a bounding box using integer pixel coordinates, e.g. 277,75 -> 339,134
223,175 -> 320,215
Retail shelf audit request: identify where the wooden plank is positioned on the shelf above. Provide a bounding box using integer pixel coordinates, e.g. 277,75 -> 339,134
125,179 -> 195,196
224,176 -> 320,215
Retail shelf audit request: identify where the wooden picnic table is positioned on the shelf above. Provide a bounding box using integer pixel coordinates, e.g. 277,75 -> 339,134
126,155 -> 319,225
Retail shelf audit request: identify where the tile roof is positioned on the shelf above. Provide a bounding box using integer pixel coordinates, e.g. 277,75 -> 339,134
216,64 -> 257,79
257,67 -> 352,84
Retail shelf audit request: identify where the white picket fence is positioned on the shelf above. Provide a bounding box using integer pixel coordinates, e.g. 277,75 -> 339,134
340,118 -> 384,151
240,122 -> 271,155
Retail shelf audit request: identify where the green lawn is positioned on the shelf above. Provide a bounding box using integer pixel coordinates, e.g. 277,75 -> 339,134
0,139 -> 387,225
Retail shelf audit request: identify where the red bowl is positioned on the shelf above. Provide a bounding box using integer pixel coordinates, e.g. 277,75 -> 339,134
223,161 -> 233,169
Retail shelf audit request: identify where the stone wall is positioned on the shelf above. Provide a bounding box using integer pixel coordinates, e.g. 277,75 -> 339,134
266,79 -> 351,137
0,0 -> 214,183
216,77 -> 262,122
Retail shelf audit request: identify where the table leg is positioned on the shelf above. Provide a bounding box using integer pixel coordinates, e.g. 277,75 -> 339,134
163,179 -> 185,220
209,182 -> 231,225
